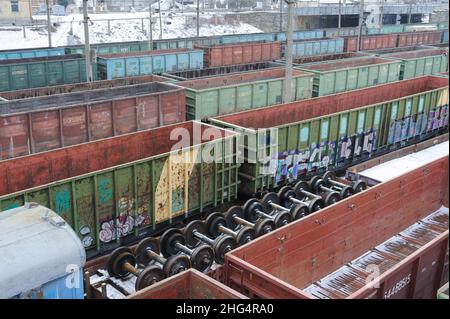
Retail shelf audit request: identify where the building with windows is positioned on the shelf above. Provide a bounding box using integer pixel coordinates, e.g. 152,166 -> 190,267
0,0 -> 33,25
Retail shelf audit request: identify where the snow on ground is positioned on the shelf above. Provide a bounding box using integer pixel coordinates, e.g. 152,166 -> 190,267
0,12 -> 262,50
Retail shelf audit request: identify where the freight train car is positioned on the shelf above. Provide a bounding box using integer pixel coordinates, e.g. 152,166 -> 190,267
289,38 -> 345,58
127,269 -> 247,299
0,47 -> 65,60
397,31 -> 443,47
194,42 -> 281,68
0,74 -> 169,100
162,62 -> 282,81
176,68 -> 314,120
344,34 -> 398,52
295,56 -> 402,97
225,154 -> 449,299
0,121 -> 239,258
0,54 -> 98,92
0,82 -> 185,160
97,49 -> 204,80
378,48 -> 448,80
209,76 -> 449,196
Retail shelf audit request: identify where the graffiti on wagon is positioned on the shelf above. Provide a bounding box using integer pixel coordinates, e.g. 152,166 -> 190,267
273,129 -> 377,183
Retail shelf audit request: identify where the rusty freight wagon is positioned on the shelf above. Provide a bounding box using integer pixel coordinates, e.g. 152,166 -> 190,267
126,269 -> 247,299
343,34 -> 398,52
0,121 -> 239,257
0,82 -> 186,160
176,68 -> 314,120
397,31 -> 443,48
225,155 -> 449,299
295,56 -> 402,97
0,74 -> 169,100
209,76 -> 449,196
194,42 -> 281,68
161,62 -> 282,81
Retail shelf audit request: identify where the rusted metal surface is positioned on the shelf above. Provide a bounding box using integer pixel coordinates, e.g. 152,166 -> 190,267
0,121 -> 232,196
179,67 -> 308,90
0,75 -> 169,100
127,269 -> 247,299
194,41 -> 281,68
0,82 -> 185,160
225,156 -> 449,299
162,62 -> 282,81
305,207 -> 448,299
398,31 -> 443,48
344,34 -> 398,52
290,52 -> 370,65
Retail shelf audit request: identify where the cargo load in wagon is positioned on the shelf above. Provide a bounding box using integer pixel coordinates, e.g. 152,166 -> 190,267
346,133 -> 449,186
0,74 -> 170,101
349,140 -> 449,186
0,121 -> 239,256
162,62 -> 282,81
194,41 -> 281,68
224,155 -> 449,299
176,67 -> 314,120
380,48 -> 448,80
0,54 -> 98,92
209,76 -> 449,196
97,49 -> 204,80
0,203 -> 86,299
0,82 -> 186,160
281,52 -> 370,65
295,56 -> 402,97
126,269 -> 247,299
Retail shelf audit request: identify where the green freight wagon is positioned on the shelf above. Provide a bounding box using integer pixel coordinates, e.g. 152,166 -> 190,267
154,36 -> 222,50
220,33 -> 275,44
0,47 -> 65,60
209,76 -> 449,196
380,48 -> 449,80
289,38 -> 345,58
97,49 -> 204,80
0,54 -> 97,92
295,56 -> 402,97
366,24 -> 405,35
65,41 -> 151,55
0,121 -> 239,256
274,30 -> 325,42
176,67 -> 314,119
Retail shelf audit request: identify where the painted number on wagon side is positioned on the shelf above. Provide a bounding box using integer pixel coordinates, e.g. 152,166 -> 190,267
384,274 -> 411,299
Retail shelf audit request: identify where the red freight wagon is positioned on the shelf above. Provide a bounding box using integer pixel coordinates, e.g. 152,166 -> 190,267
225,155 -> 449,299
195,41 -> 281,67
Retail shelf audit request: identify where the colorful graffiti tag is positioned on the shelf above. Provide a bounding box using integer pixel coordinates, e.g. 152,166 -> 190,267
274,129 -> 377,183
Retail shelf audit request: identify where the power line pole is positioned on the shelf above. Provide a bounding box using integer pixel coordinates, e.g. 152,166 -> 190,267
83,0 -> 93,82
279,0 -> 283,32
283,0 -> 295,104
197,0 -> 200,37
45,0 -> 52,47
158,0 -> 162,39
357,0 -> 364,51
338,0 -> 342,29
148,4 -> 153,50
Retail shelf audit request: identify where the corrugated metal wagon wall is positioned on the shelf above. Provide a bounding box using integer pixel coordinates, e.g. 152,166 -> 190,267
225,155 -> 449,299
